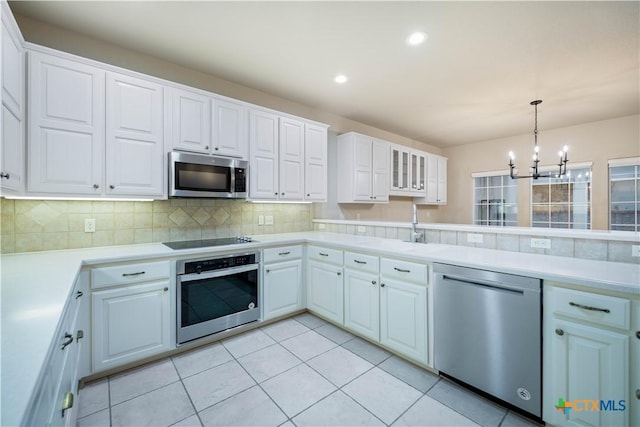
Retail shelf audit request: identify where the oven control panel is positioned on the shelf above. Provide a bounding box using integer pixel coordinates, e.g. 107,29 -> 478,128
181,253 -> 258,274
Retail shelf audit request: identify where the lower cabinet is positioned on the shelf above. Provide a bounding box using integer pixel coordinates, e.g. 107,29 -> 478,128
92,278 -> 171,372
543,284 -> 635,427
263,258 -> 303,320
380,278 -> 427,364
344,269 -> 380,342
307,260 -> 344,324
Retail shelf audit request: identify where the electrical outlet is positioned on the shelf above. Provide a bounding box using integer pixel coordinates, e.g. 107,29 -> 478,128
467,233 -> 483,244
258,215 -> 264,225
265,215 -> 274,225
530,238 -> 551,249
632,245 -> 640,257
84,218 -> 96,233
318,223 -> 325,230
357,226 -> 366,233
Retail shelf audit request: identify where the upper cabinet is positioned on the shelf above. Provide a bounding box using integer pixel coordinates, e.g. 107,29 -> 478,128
168,87 -> 248,159
249,108 -> 328,202
337,132 -> 389,203
414,153 -> 447,205
0,2 -> 25,195
27,51 -> 166,198
390,145 -> 427,197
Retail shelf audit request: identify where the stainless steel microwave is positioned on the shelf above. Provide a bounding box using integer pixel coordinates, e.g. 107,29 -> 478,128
168,151 -> 248,198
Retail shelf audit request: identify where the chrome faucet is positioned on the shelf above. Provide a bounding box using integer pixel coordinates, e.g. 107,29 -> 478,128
411,202 -> 424,243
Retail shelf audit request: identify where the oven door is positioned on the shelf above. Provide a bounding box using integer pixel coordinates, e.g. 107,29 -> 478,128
177,264 -> 259,345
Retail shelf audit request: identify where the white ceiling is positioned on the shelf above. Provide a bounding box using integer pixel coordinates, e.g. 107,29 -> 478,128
9,1 -> 640,148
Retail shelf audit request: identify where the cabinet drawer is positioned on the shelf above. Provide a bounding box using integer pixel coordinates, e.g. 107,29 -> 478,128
344,252 -> 379,274
552,287 -> 630,330
308,246 -> 343,266
91,261 -> 170,289
263,245 -> 303,263
380,258 -> 428,285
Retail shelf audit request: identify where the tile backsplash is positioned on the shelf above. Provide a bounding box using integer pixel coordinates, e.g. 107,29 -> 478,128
0,198 -> 312,254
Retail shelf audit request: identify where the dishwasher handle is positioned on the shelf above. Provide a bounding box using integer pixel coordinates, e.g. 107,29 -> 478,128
441,274 -> 528,295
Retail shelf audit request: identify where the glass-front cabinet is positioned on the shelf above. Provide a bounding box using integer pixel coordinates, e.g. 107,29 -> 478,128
390,145 -> 428,197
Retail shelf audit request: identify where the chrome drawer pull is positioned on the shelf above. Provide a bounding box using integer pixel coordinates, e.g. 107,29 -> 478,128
569,301 -> 610,313
394,267 -> 411,273
278,251 -> 290,256
61,333 -> 73,350
354,260 -> 367,264
61,392 -> 74,417
122,271 -> 145,277
319,253 -> 329,257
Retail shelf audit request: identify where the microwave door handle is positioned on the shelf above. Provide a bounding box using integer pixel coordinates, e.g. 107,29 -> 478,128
180,264 -> 259,282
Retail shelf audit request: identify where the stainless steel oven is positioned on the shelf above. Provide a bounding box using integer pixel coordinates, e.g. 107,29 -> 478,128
176,252 -> 260,345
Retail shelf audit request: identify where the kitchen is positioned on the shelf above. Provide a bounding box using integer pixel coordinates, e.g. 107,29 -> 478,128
1,1 -> 638,427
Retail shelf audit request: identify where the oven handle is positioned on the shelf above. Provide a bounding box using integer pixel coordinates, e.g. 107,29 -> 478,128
179,264 -> 259,282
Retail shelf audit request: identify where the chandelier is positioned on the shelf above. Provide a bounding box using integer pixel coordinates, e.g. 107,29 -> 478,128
508,100 -> 568,179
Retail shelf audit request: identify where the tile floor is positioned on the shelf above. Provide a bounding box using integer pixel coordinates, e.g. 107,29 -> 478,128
76,313 -> 542,427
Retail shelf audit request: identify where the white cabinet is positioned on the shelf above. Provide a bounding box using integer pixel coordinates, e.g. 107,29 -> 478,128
390,144 -> 410,194
307,246 -> 344,324
410,150 -> 427,196
543,285 -> 635,427
416,154 -> 447,204
344,269 -> 380,341
304,123 -> 328,201
249,108 -> 279,199
262,246 -> 303,320
1,2 -> 25,194
337,132 -> 389,203
212,97 -> 247,158
106,72 -> 164,197
379,258 -> 428,364
28,51 -> 105,195
169,87 -> 211,154
91,261 -> 172,372
278,117 -> 305,200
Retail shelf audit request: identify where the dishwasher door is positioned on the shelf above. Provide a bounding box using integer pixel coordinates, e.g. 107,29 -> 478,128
434,263 -> 542,418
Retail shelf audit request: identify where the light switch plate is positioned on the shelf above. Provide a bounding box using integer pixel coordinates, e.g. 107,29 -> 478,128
265,215 -> 274,225
467,233 -> 483,243
530,238 -> 551,249
318,223 -> 325,230
84,218 -> 96,233
632,245 -> 640,257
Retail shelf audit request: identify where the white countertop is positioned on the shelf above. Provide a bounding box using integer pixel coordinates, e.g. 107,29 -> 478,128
1,232 -> 638,425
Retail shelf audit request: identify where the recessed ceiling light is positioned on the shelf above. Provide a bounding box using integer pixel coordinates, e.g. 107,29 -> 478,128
406,31 -> 428,46
334,74 -> 348,84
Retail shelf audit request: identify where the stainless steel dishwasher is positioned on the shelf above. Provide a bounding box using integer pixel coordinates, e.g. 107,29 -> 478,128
433,263 -> 542,418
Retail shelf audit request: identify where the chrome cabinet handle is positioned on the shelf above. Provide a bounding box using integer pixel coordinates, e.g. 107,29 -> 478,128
371,280 -> 376,285
109,185 -> 115,189
61,333 -> 73,350
337,272 -> 341,276
394,267 -> 411,273
266,269 -> 270,273
163,287 -> 168,292
307,193 -> 310,197
61,392 -> 74,417
319,253 -> 329,257
281,192 -> 285,196
214,147 -> 219,151
555,328 -> 564,336
569,301 -> 610,313
122,271 -> 145,277
93,184 -> 99,189
279,251 -> 290,256
205,146 -> 210,150
75,290 -> 83,299
0,172 -> 9,179
380,283 -> 386,287
354,260 -> 366,264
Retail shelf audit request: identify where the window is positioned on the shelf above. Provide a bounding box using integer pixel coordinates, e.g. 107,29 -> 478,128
531,165 -> 592,229
473,173 -> 518,226
609,158 -> 640,231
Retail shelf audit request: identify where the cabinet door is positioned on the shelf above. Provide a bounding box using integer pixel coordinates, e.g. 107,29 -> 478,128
380,279 -> 427,364
1,13 -> 24,193
212,97 -> 247,158
390,145 -> 410,193
344,269 -> 380,341
437,156 -> 447,203
170,88 -> 211,153
371,139 -> 389,202
426,154 -> 438,203
307,260 -> 344,324
106,72 -> 164,197
28,52 -> 105,194
352,134 -> 373,201
92,280 -> 171,371
278,117 -> 304,200
411,151 -> 427,196
304,123 -> 327,201
249,109 -> 279,199
263,259 -> 303,320
546,320 -> 628,427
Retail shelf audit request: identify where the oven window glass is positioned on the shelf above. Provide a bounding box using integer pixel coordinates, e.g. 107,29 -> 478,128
175,162 -> 231,192
181,270 -> 258,327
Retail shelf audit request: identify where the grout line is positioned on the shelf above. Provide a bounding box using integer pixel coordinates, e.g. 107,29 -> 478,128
168,357 -> 203,427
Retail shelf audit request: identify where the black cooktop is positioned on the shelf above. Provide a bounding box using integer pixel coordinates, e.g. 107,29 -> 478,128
163,236 -> 255,250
